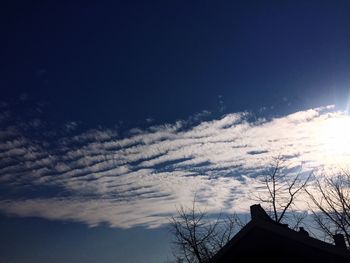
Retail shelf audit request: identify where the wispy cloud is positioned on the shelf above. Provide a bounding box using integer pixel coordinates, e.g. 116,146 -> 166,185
0,105 -> 350,228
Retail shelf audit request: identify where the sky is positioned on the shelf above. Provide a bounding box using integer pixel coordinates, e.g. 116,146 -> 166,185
1,1 -> 350,262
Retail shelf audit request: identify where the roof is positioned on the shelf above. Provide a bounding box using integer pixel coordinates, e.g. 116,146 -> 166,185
211,204 -> 350,263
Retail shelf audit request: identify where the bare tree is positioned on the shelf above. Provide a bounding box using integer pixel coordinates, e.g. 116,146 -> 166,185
306,170 -> 350,248
254,156 -> 312,227
169,156 -> 313,262
169,199 -> 244,263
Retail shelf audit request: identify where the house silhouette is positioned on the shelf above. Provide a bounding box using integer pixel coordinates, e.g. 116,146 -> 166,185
211,204 -> 350,263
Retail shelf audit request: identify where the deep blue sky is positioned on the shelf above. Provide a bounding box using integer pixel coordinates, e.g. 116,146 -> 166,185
1,1 -> 350,263
2,1 -> 350,127
0,215 -> 171,263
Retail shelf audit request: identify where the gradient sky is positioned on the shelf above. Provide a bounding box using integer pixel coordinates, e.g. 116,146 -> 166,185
1,1 -> 350,263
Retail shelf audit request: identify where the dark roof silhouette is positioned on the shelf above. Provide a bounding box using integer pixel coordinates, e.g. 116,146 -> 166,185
211,204 -> 350,263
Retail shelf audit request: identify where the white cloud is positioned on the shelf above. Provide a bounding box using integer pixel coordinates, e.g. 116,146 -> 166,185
0,105 -> 350,228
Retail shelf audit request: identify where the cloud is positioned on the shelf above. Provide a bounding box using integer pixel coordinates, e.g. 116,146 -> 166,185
0,105 -> 350,228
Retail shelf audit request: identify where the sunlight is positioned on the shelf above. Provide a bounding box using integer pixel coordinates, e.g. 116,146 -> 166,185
317,115 -> 350,157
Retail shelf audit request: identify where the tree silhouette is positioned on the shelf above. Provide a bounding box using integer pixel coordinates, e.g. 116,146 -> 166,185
254,156 -> 312,229
306,170 -> 350,249
169,199 -> 244,263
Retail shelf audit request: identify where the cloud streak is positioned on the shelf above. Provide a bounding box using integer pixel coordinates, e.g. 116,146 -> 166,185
1,105 -> 350,228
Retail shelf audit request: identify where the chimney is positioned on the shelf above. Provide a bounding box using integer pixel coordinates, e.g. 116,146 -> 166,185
298,227 -> 309,236
333,234 -> 347,249
250,204 -> 272,221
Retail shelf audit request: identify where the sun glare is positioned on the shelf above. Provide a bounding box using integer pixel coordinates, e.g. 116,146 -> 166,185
318,115 -> 350,157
